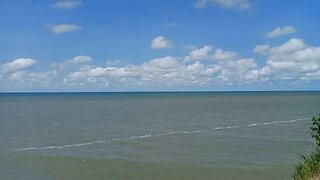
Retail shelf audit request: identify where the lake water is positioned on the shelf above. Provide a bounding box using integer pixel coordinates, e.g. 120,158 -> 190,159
1,92 -> 319,179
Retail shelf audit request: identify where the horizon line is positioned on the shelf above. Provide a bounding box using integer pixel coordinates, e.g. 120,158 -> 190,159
0,90 -> 320,94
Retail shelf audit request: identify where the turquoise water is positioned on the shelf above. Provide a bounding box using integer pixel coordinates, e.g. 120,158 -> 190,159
0,92 -> 319,179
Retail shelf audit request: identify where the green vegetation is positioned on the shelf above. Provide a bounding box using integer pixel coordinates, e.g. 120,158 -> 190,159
293,114 -> 320,180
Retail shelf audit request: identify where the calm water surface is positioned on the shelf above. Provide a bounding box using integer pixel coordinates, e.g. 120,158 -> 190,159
0,92 -> 319,179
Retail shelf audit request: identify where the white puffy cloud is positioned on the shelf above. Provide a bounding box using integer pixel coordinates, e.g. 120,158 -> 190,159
302,70 -> 320,80
213,49 -> 238,60
53,55 -> 92,69
1,39 -> 320,91
0,58 -> 36,74
249,38 -> 320,81
194,0 -> 251,10
269,38 -> 306,54
0,59 -> 58,90
147,56 -> 179,69
53,0 -> 82,10
253,44 -> 270,55
266,26 -> 296,38
254,38 -> 307,55
64,54 -> 258,88
47,24 -> 82,34
151,36 -> 173,49
68,67 -> 106,80
185,45 -> 237,61
254,38 -> 308,55
217,58 -> 257,83
8,71 -> 56,87
71,56 -> 92,63
186,45 -> 213,60
64,56 -> 220,87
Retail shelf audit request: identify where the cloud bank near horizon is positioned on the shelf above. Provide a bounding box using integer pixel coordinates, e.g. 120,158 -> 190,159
1,37 -> 319,91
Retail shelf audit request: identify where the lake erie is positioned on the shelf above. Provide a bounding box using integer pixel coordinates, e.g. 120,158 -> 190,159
1,92 -> 319,179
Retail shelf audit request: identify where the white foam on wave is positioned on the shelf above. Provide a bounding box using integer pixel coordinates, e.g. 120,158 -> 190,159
129,134 -> 152,139
8,117 -> 309,151
10,140 -> 106,151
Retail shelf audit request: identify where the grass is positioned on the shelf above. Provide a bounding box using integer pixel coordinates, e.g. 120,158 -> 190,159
293,115 -> 320,180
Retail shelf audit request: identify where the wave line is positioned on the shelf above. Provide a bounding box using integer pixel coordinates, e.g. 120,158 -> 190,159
8,117 -> 309,151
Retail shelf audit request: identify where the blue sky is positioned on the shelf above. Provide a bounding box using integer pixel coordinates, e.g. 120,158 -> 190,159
0,0 -> 320,91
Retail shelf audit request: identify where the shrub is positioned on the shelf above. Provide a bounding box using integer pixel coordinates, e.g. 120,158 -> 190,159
293,114 -> 320,180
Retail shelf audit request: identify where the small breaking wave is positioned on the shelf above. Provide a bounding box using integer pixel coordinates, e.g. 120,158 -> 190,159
8,117 -> 309,151
9,140 -> 106,151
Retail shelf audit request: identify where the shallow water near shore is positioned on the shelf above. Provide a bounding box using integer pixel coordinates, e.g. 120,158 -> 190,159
1,92 -> 319,179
